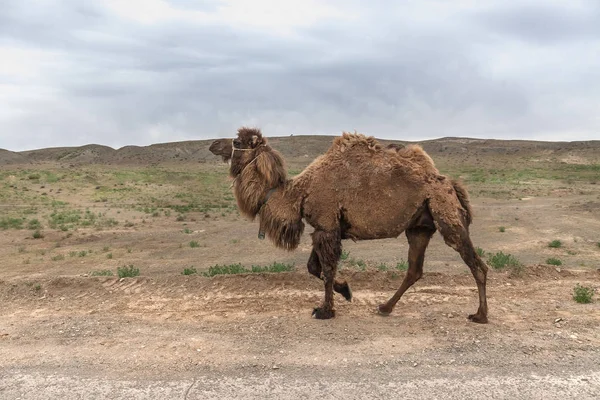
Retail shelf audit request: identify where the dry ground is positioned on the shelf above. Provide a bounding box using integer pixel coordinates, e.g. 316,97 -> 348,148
1,136 -> 599,398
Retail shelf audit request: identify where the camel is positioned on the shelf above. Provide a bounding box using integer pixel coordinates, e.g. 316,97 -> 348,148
213,127 -> 489,323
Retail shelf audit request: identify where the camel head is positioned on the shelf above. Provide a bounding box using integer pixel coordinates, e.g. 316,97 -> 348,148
209,138 -> 233,162
229,127 -> 277,179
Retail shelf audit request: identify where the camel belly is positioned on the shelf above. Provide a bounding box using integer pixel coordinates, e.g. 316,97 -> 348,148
340,201 -> 420,240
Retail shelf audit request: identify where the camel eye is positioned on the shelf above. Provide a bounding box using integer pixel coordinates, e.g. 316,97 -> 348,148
233,139 -> 242,147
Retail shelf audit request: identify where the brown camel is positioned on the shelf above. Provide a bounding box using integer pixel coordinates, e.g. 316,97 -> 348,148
216,127 -> 489,322
209,138 -> 233,162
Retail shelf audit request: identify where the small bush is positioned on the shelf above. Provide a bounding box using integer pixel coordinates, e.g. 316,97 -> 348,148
573,284 -> 594,304
488,251 -> 521,270
78,250 -> 87,257
546,258 -> 562,266
102,246 -> 110,252
548,240 -> 562,248
183,228 -> 192,234
189,241 -> 200,248
476,247 -> 486,257
32,230 -> 44,239
182,267 -> 197,275
91,269 -> 114,276
106,253 -> 113,259
176,215 -> 185,222
117,264 -> 139,278
340,250 -> 350,261
498,226 -> 506,233
51,254 -> 65,261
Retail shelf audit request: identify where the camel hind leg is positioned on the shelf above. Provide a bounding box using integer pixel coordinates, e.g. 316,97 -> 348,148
378,226 -> 435,315
430,207 -> 489,323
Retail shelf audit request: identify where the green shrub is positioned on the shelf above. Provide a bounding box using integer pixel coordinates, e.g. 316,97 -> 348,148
488,251 -> 521,270
573,284 -> 594,304
546,258 -> 562,266
182,267 -> 197,275
117,264 -> 139,278
548,240 -> 562,248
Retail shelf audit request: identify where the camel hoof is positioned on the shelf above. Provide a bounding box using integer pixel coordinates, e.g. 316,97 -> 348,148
377,304 -> 392,316
312,307 -> 335,319
468,313 -> 488,324
339,284 -> 352,302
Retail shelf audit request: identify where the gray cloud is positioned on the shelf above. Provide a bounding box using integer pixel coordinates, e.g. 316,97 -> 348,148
1,0 -> 599,151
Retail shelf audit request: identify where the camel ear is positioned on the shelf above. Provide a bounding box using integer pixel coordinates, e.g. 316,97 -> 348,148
251,135 -> 259,147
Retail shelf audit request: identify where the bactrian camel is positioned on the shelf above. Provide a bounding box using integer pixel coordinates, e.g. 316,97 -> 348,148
214,127 -> 489,322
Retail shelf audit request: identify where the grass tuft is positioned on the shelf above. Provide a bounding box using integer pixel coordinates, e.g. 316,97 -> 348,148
548,240 -> 562,248
91,269 -> 114,276
117,264 -> 140,278
182,267 -> 197,275
546,257 -> 562,266
395,260 -> 409,271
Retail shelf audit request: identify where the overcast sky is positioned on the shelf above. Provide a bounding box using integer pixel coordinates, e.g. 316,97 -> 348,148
1,0 -> 599,151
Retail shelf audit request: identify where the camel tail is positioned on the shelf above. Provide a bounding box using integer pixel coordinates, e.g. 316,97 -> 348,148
451,179 -> 473,226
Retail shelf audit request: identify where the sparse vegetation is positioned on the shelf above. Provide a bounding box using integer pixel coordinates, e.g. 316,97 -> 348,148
51,254 -> 65,261
396,260 -> 409,271
476,247 -> 486,257
106,253 -> 113,259
189,241 -> 200,248
546,258 -> 562,266
91,269 -> 114,276
340,250 -> 350,261
182,267 -> 197,275
572,284 -> 595,304
32,229 -> 44,239
498,226 -> 506,233
487,251 -> 521,271
117,264 -> 140,278
548,240 -> 562,248
28,219 -> 42,230
0,217 -> 24,230
203,262 -> 294,277
183,228 -> 192,234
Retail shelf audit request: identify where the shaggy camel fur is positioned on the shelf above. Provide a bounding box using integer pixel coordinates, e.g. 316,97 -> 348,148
220,127 -> 489,322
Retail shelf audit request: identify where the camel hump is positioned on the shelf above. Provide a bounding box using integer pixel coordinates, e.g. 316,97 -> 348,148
332,132 -> 381,152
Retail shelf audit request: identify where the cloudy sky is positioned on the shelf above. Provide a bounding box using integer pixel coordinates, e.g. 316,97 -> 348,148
1,0 -> 599,151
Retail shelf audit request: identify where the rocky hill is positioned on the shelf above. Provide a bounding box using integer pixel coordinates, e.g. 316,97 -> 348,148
1,136 -> 599,167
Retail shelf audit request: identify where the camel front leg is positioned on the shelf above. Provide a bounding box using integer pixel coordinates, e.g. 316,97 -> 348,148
307,249 -> 352,301
310,230 -> 341,319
